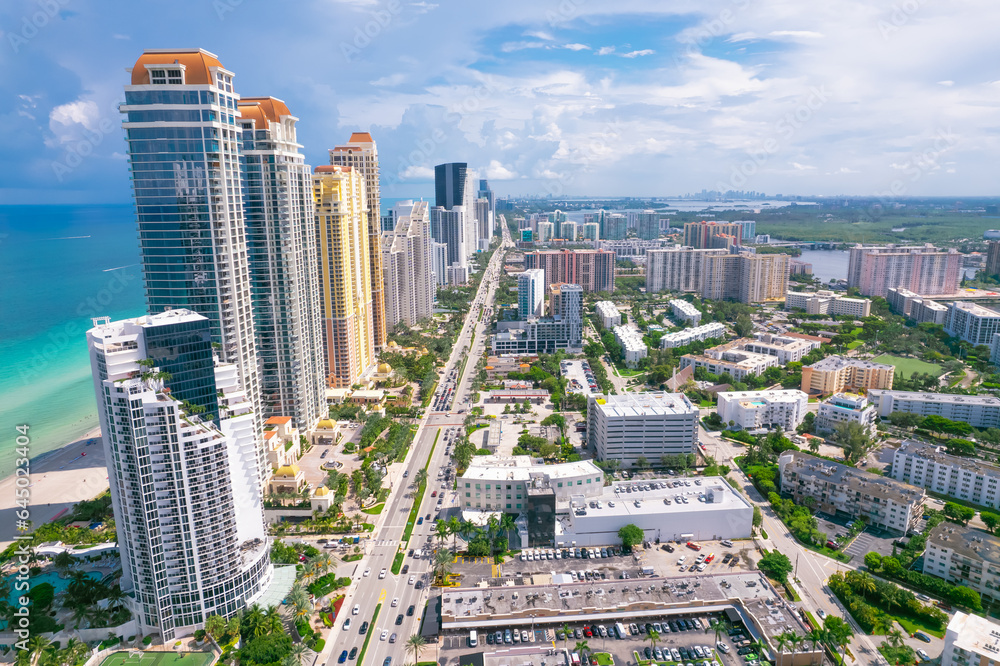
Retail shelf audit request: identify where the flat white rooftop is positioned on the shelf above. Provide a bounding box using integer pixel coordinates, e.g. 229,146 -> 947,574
462,455 -> 603,482
591,392 -> 697,418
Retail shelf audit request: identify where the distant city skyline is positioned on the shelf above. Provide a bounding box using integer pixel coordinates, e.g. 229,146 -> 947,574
4,0 -> 999,204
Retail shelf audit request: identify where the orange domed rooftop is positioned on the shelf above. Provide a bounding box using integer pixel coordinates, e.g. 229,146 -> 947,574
130,48 -> 226,86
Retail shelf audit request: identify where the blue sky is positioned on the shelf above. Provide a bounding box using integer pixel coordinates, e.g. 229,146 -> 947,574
1,0 -> 998,203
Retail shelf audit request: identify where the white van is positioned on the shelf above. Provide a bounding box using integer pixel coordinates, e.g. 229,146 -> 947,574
469,630 -> 478,647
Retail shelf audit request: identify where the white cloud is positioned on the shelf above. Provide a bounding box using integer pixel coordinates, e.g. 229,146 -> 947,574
596,46 -> 616,56
501,41 -> 547,52
562,43 -> 590,51
938,80 -> 954,86
524,30 -> 555,41
399,165 -> 435,180
371,73 -> 406,86
727,32 -> 759,42
485,159 -> 517,180
768,30 -> 823,39
620,49 -> 655,58
791,162 -> 816,170
112,34 -> 130,40
409,1 -> 438,13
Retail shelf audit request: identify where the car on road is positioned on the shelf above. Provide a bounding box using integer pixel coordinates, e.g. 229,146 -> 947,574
339,651 -> 348,663
359,621 -> 369,635
389,633 -> 397,644
380,630 -> 388,641
391,597 -> 398,607
379,568 -> 387,579
407,605 -> 415,616
395,614 -> 403,625
415,580 -> 424,589
343,618 -> 351,630
914,631 -> 932,643
363,568 -> 371,577
349,648 -> 358,660
401,564 -> 409,574
408,575 -> 416,584
917,649 -> 930,661
353,604 -> 360,615
383,658 -> 391,666
817,609 -> 826,620
417,517 -> 423,525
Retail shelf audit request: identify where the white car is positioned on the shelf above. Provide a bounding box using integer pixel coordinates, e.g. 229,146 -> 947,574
353,604 -> 360,615
408,575 -> 416,585
381,630 -> 388,641
379,568 -> 387,579
391,597 -> 398,607
363,568 -> 371,577
916,650 -> 930,661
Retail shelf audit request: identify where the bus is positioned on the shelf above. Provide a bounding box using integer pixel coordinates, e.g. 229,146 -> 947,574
469,630 -> 478,647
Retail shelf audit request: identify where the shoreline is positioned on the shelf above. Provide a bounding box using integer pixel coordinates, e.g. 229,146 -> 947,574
0,427 -> 110,551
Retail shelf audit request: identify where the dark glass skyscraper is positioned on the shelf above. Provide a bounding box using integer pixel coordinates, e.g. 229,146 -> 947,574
435,162 -> 468,209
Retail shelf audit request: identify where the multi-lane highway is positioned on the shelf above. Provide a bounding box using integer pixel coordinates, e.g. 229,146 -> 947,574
322,220 -> 513,666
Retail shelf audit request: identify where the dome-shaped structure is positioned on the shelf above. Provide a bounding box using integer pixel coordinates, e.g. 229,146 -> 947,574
275,464 -> 301,477
313,485 -> 330,497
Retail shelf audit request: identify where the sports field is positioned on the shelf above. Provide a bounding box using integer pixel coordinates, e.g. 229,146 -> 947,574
100,651 -> 214,666
872,354 -> 944,378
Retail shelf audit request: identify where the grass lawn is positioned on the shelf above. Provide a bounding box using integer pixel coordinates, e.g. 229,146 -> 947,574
101,653 -> 214,666
846,340 -> 864,350
872,354 -> 944,378
594,653 -> 615,666
895,616 -> 946,639
361,503 -> 384,515
390,551 -> 404,575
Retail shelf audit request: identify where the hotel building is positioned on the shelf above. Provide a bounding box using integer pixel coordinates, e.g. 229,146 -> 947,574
313,165 -> 376,388
87,310 -> 273,640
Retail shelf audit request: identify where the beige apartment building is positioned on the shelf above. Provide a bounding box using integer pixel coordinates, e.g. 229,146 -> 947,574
800,355 -> 895,395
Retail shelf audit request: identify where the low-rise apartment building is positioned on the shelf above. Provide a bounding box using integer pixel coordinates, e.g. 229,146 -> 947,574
460,456 -> 604,513
869,390 -> 1000,429
613,325 -> 648,369
924,524 -> 1000,604
801,355 -> 895,395
814,392 -> 877,437
660,322 -> 726,349
742,332 -> 821,364
890,439 -> 1000,510
785,290 -> 872,317
669,299 -> 702,325
887,287 -> 949,325
595,300 -> 621,329
679,338 -> 778,381
716,389 -> 809,431
941,612 -> 1000,666
778,451 -> 925,534
588,392 -> 699,468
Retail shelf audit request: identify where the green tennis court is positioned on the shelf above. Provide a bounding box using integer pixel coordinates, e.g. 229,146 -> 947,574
100,651 -> 214,666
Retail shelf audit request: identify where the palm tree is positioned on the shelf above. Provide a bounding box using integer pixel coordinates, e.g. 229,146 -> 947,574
292,597 -> 312,624
574,640 -> 590,656
434,548 -> 453,583
406,634 -> 427,664
242,604 -> 266,638
27,635 -> 52,666
648,629 -> 660,651
561,623 -> 573,646
773,633 -> 789,655
314,553 -> 334,575
787,633 -> 804,655
299,561 -> 319,586
435,520 -> 450,546
288,642 -> 312,666
414,468 -> 428,487
887,629 -> 905,649
805,628 -> 826,665
204,614 -> 228,641
106,585 -> 127,611
807,438 -> 820,454
263,605 -> 284,634
447,515 -> 462,552
499,513 -> 517,545
486,515 -> 500,557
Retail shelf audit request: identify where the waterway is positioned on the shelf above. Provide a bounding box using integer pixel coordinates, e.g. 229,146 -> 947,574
796,249 -> 851,284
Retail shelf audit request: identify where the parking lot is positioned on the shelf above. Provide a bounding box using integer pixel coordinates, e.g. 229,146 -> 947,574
560,359 -> 599,396
813,513 -> 899,562
438,608 -> 759,666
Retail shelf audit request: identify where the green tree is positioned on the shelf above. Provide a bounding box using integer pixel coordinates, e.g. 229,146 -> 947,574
943,502 -> 975,525
981,511 -> 1000,534
406,634 -> 427,664
864,552 -> 883,571
618,524 -> 645,552
734,314 -> 754,338
757,551 -> 793,583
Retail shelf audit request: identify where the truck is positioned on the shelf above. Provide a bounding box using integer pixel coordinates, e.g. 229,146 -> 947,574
614,623 -> 628,639
641,566 -> 655,577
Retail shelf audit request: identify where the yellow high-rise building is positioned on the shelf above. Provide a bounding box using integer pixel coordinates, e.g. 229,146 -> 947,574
313,165 -> 375,388
330,133 -> 386,351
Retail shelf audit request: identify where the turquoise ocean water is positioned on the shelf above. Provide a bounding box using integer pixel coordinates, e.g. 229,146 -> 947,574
0,205 -> 145,479
0,198 -> 431,480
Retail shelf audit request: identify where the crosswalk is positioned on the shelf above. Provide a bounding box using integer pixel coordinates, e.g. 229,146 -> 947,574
373,539 -> 398,546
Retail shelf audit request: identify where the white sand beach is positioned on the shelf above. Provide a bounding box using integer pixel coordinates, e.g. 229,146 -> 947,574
0,427 -> 110,550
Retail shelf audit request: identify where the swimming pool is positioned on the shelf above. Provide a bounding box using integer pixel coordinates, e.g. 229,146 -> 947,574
4,570 -> 101,606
